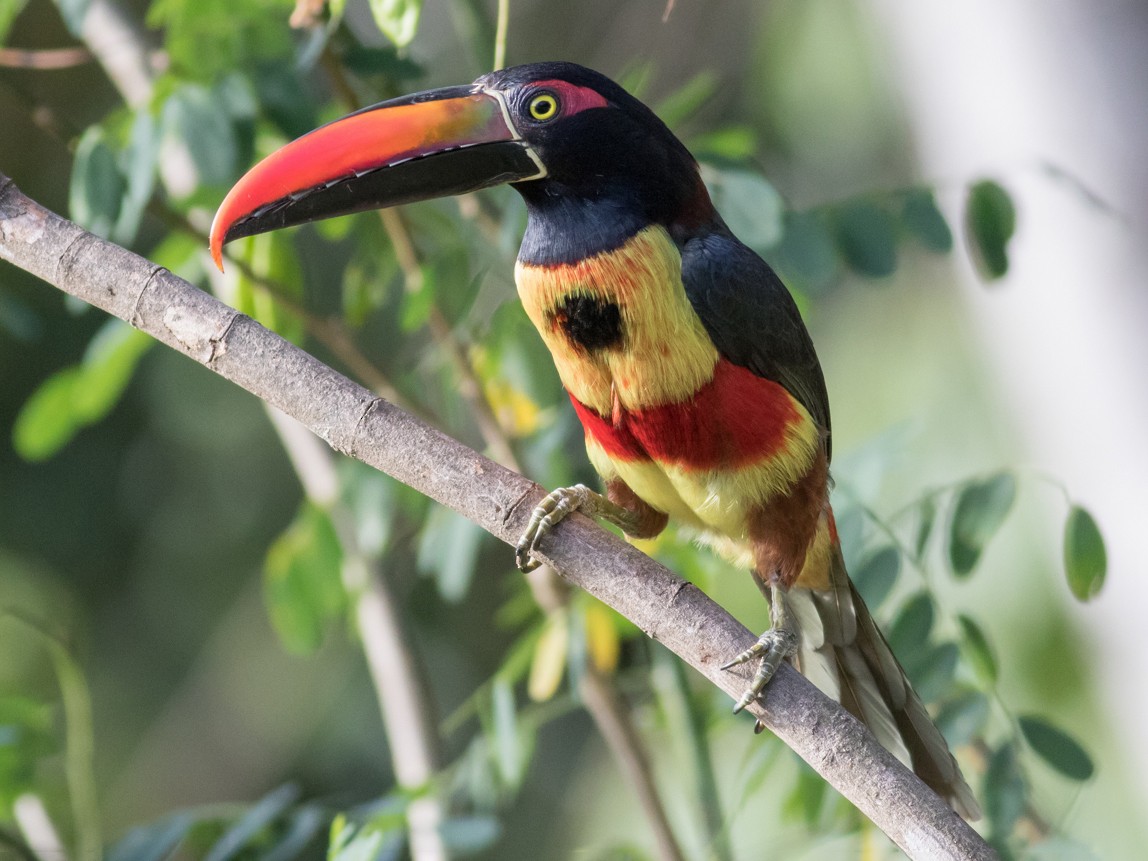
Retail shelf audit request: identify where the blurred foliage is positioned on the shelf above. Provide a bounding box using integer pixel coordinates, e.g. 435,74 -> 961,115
0,1 -> 1116,860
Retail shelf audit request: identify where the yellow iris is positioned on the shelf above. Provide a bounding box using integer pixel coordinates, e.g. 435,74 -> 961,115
528,92 -> 559,121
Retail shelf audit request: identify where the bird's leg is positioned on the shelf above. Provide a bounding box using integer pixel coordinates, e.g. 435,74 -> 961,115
720,583 -> 798,727
515,484 -> 646,572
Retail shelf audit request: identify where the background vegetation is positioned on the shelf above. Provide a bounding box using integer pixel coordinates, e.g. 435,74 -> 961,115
0,1 -> 1141,859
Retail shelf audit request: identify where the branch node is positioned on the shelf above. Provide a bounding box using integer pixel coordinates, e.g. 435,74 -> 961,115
503,485 -> 537,528
131,265 -> 166,328
159,302 -> 239,364
207,310 -> 240,366
54,228 -> 93,287
669,579 -> 692,606
348,397 -> 384,458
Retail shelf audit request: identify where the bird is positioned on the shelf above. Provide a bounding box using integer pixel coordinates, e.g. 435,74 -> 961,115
210,60 -> 979,819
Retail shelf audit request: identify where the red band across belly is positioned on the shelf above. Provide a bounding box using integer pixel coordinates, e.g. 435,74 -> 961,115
570,359 -> 803,471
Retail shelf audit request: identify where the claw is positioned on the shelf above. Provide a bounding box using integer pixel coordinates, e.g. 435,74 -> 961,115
721,626 -> 798,715
515,484 -> 593,572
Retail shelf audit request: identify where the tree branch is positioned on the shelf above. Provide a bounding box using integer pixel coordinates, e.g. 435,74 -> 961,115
0,174 -> 996,861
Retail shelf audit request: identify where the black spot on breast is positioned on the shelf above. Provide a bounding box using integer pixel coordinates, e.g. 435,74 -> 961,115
548,294 -> 623,352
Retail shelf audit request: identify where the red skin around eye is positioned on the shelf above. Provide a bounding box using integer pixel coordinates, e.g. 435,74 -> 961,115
530,79 -> 609,116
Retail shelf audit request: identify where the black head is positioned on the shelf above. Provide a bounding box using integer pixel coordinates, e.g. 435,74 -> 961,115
211,61 -> 714,267
477,62 -> 713,233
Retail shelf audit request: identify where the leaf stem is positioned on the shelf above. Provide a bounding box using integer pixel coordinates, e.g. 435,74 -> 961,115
492,0 -> 509,71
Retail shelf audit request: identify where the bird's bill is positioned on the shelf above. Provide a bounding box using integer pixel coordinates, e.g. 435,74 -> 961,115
209,85 -> 545,269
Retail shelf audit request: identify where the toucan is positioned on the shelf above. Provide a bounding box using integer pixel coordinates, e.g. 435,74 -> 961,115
210,61 -> 979,818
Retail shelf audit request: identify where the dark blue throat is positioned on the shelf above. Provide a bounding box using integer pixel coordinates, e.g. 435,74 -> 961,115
514,183 -> 651,267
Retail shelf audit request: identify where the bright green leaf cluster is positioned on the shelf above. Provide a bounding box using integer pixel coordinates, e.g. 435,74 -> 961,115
13,321 -> 152,461
147,0 -> 295,80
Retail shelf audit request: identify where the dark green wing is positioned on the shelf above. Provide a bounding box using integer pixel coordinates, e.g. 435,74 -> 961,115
680,229 -> 832,459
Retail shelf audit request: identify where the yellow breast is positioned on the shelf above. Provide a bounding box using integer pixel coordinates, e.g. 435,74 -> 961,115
514,226 -> 719,416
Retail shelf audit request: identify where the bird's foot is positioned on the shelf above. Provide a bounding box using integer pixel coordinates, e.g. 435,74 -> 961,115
516,484 -> 620,572
720,626 -> 799,726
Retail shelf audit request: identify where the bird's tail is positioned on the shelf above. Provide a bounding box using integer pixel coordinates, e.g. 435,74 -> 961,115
787,538 -> 981,820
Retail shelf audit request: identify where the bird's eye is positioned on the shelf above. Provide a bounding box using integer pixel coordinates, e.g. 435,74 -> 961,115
527,91 -> 560,122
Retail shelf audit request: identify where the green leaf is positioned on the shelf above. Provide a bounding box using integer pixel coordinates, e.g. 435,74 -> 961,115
704,167 -> 784,254
148,0 -> 293,82
1063,505 -> 1106,602
887,592 -> 934,655
948,472 -> 1016,577
340,464 -> 397,558
834,200 -> 897,278
233,232 -> 306,343
965,179 -> 1016,280
12,367 -> 82,461
107,812 -> 197,861
653,70 -> 718,129
782,761 -> 828,826
162,83 -> 238,189
984,741 -> 1026,838
906,641 -> 959,703
0,0 -> 30,44
113,108 -> 161,244
901,188 -> 953,253
367,0 -> 423,47
148,230 -> 202,280
914,495 -> 937,560
492,677 -> 526,787
252,64 -> 320,140
13,321 -> 150,461
417,507 -> 485,603
205,784 -> 300,861
1018,715 -> 1094,781
957,614 -> 998,684
262,805 -> 327,861
438,815 -> 502,854
263,503 -> 346,654
775,210 -> 838,292
400,264 -> 436,332
935,689 -> 990,748
73,321 -> 152,423
852,545 -> 900,610
70,126 -> 125,238
690,126 -> 757,161
328,821 -> 388,861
